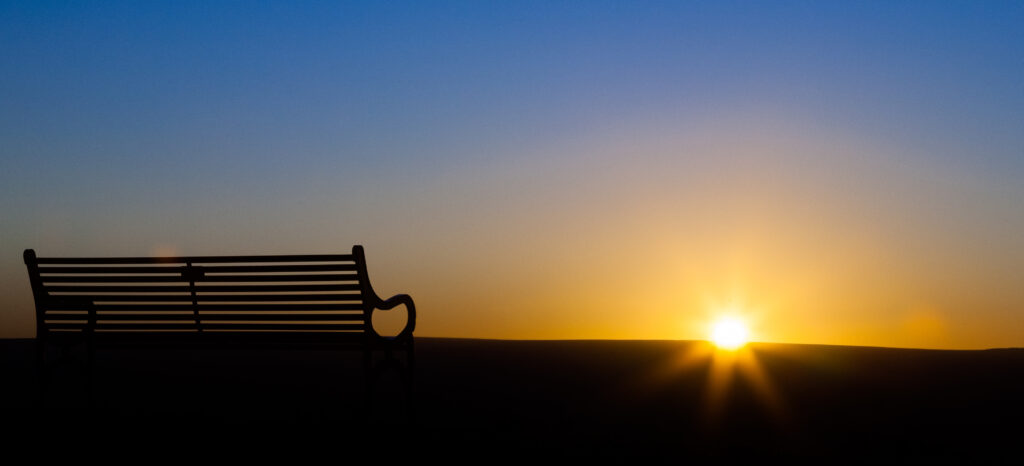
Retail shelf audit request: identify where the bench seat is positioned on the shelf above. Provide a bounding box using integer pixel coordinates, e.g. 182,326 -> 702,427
25,245 -> 415,394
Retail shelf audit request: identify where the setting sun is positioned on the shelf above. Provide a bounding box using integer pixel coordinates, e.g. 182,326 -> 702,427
711,317 -> 750,350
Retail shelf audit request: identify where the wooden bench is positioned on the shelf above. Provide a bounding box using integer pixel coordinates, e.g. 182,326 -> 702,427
24,245 -> 415,395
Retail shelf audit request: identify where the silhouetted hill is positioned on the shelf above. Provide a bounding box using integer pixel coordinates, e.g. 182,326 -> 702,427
2,338 -> 1022,459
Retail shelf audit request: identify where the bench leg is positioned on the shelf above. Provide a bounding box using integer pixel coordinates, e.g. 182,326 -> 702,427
86,340 -> 95,407
404,339 -> 415,421
362,348 -> 373,416
361,342 -> 417,423
406,339 -> 415,380
35,338 -> 47,408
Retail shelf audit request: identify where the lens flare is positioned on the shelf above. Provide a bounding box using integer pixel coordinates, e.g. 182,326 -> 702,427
711,317 -> 749,350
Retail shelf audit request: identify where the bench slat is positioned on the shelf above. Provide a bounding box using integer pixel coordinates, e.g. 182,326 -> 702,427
194,294 -> 362,302
38,264 -> 359,274
50,294 -> 361,302
55,295 -> 191,302
194,323 -> 366,331
45,322 -> 367,331
44,313 -> 365,321
38,266 -> 187,274
199,303 -> 365,311
39,274 -> 359,283
47,323 -> 198,330
87,303 -> 365,311
41,276 -> 190,283
49,313 -> 194,321
195,284 -> 362,292
198,264 -> 358,273
34,254 -> 355,264
195,274 -> 360,282
45,285 -> 193,293
196,314 -> 365,321
43,284 -> 362,293
90,304 -> 193,311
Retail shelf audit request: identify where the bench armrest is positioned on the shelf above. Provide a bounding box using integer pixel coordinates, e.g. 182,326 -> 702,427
369,293 -> 416,342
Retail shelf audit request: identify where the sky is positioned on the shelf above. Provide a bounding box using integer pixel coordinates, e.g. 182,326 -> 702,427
2,1 -> 1023,348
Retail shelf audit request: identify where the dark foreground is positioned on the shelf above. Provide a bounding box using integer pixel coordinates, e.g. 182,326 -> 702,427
2,338 -> 1022,460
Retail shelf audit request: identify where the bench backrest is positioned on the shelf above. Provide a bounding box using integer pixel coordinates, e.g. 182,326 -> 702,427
24,246 -> 380,338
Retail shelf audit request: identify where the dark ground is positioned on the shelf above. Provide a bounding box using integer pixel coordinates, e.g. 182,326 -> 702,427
1,338 -> 1022,460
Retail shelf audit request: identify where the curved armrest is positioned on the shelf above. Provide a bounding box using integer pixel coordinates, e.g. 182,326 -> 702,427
369,293 -> 416,342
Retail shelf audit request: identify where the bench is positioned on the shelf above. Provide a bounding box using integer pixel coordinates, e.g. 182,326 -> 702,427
24,245 -> 415,397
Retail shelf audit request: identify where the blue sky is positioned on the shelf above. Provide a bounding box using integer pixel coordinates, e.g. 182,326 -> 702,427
2,1 -> 1023,347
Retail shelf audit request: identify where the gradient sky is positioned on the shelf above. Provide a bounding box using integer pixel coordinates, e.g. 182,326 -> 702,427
2,1 -> 1023,348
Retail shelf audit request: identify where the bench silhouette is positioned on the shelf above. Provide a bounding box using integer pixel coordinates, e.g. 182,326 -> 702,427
24,245 -> 415,399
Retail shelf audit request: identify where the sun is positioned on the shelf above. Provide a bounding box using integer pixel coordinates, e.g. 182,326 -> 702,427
711,316 -> 749,350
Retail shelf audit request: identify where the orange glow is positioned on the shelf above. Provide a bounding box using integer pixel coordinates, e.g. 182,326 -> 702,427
3,115 -> 1023,349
